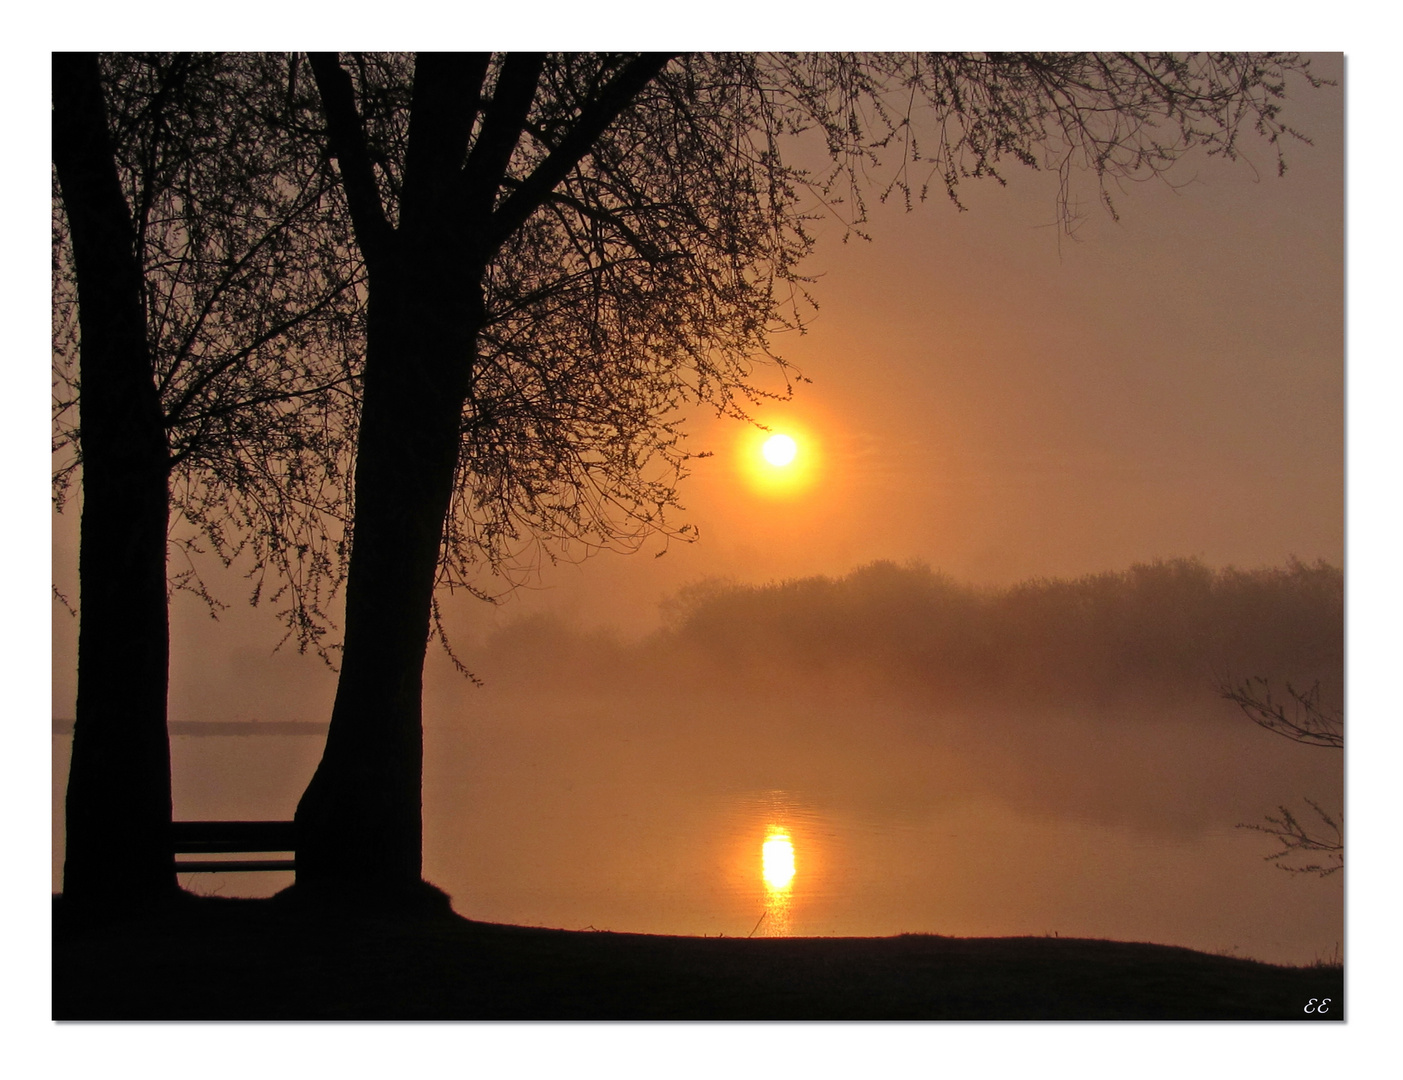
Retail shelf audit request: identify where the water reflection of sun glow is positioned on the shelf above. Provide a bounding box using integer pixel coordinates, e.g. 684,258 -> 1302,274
763,830 -> 795,890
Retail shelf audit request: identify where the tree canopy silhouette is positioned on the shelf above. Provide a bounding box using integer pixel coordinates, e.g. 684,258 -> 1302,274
52,52 -> 361,905
280,51 -> 1327,904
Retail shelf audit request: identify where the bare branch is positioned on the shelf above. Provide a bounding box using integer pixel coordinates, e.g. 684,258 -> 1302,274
308,52 -> 394,267
486,53 -> 675,252
1220,676 -> 1343,749
1238,799 -> 1343,877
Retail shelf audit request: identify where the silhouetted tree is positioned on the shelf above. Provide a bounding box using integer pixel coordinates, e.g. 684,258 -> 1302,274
52,53 -> 361,906
288,51 -> 1326,903
1221,677 -> 1343,876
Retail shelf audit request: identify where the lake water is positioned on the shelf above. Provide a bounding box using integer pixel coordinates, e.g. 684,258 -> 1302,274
51,690 -> 1343,966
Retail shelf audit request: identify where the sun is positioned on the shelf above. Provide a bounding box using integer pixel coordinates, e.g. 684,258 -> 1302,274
736,419 -> 819,498
761,433 -> 798,467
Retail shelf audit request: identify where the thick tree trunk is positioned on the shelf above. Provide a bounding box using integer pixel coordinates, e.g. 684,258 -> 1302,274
294,246 -> 479,902
296,52 -> 673,907
53,53 -> 176,906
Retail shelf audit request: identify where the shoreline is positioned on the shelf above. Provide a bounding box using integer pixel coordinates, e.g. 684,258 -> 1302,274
52,894 -> 1344,1021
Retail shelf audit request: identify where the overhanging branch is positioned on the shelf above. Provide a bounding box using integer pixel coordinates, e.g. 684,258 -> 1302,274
485,53 -> 676,255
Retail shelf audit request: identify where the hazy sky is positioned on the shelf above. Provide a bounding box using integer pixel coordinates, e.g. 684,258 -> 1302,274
47,55 -> 1346,715
437,52 -> 1345,635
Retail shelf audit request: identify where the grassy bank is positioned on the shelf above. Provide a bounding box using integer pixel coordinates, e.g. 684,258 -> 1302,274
52,895 -> 1342,1021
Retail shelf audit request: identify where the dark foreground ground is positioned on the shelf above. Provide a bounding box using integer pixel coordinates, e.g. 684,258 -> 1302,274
52,895 -> 1343,1020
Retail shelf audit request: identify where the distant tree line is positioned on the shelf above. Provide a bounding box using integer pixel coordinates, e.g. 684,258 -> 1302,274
474,558 -> 1342,708
660,558 -> 1341,703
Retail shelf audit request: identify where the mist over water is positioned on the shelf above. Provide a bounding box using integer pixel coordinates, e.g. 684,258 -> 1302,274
52,559 -> 1342,964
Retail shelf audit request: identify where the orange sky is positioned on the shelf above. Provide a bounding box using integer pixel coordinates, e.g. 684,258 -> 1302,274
441,54 -> 1344,637
49,55 -> 1344,710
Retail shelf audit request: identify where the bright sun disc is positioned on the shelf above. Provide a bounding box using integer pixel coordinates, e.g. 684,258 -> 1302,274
762,831 -> 796,890
762,434 -> 798,467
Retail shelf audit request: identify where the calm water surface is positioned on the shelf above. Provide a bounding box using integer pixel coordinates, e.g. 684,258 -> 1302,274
51,693 -> 1343,964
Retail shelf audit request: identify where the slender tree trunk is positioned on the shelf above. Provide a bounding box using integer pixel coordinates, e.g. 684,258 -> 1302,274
53,53 -> 176,906
294,244 -> 480,901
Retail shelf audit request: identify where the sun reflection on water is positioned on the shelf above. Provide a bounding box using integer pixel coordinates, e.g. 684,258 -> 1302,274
761,827 -> 795,936
763,830 -> 795,889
